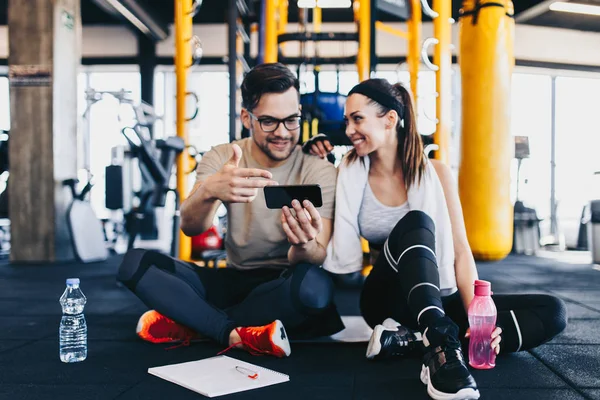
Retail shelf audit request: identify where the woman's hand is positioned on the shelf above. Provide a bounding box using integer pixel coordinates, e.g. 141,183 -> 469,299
310,139 -> 333,158
465,326 -> 503,355
302,135 -> 333,158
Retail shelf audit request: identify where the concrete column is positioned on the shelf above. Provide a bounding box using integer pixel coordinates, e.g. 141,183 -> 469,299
8,0 -> 81,262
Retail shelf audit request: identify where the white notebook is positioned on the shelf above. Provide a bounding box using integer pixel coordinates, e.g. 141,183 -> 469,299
148,355 -> 290,398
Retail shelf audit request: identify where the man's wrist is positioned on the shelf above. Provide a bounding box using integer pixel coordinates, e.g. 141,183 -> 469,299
199,178 -> 217,202
292,238 -> 318,252
288,237 -> 326,266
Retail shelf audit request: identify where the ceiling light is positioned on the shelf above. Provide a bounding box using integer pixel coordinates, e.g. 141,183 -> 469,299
297,0 -> 352,8
549,2 -> 600,16
104,0 -> 151,36
91,0 -> 169,41
297,0 -> 317,6
317,0 -> 352,7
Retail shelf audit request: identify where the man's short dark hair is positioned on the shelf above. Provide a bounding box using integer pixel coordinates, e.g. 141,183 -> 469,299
241,63 -> 300,112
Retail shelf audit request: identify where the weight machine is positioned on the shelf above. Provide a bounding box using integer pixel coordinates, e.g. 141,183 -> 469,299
84,89 -> 186,257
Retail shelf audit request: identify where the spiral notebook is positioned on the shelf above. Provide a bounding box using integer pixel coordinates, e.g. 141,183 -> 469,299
148,355 -> 289,398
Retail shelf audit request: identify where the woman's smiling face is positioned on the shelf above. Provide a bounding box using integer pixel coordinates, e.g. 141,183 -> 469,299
344,93 -> 394,157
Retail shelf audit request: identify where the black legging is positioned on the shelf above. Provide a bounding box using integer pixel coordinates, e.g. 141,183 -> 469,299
360,210 -> 568,353
117,249 -> 344,346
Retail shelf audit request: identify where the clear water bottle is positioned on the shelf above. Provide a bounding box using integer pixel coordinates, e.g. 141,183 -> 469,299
468,280 -> 497,369
59,278 -> 87,363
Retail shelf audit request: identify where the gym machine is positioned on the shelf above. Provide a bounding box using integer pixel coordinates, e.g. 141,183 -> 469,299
512,136 -> 541,255
0,130 -> 9,258
84,89 -> 185,257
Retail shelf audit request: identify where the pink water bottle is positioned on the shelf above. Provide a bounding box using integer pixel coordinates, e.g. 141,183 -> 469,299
468,280 -> 497,369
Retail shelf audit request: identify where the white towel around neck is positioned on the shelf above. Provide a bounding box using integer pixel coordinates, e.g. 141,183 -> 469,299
323,155 -> 457,291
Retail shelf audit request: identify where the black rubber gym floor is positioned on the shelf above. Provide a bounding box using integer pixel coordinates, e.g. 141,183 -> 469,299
1,253 -> 599,399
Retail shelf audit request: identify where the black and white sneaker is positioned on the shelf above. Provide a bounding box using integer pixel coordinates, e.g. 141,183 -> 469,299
366,318 -> 423,359
382,318 -> 403,330
420,339 -> 480,400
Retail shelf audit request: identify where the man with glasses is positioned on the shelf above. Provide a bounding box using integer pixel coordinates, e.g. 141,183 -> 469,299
117,63 -> 342,358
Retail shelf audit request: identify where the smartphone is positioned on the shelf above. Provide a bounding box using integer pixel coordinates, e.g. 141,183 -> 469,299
264,184 -> 323,209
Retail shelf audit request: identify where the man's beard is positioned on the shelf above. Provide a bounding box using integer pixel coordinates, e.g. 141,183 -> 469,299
253,136 -> 295,161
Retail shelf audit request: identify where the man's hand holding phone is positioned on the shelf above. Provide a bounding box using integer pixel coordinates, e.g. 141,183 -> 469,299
280,199 -> 323,247
268,185 -> 328,265
204,144 -> 278,203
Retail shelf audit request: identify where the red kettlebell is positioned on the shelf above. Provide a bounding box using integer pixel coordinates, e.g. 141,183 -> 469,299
191,225 -> 223,259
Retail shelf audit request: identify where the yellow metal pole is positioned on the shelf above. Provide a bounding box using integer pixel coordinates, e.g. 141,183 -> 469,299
407,0 -> 421,106
375,21 -> 409,39
433,0 -> 452,164
278,0 -> 288,36
355,0 -> 373,278
458,0 -> 515,260
236,18 -> 245,138
175,0 -> 192,260
313,6 -> 322,33
313,6 -> 322,97
356,0 -> 371,82
278,0 -> 288,53
302,120 -> 310,143
311,118 -> 319,138
265,0 -> 278,63
237,19 -> 245,75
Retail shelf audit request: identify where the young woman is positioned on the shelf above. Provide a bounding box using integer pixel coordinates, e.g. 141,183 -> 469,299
306,78 -> 568,400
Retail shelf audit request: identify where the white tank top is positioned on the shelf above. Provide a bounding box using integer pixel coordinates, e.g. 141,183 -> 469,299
358,182 -> 410,246
358,180 -> 458,297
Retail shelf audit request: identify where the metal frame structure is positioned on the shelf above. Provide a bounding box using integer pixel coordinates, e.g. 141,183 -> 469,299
227,0 -> 260,143
255,0 -> 453,160
167,0 -> 523,261
170,0 -> 455,258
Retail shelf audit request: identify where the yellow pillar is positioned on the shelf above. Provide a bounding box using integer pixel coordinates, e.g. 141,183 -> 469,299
311,118 -> 319,138
356,0 -> 370,82
458,0 -> 515,260
433,0 -> 452,164
313,5 -> 322,114
302,120 -> 310,143
175,0 -> 193,260
277,0 -> 288,52
278,0 -> 288,36
375,21 -> 409,39
313,6 -> 322,33
265,0 -> 278,63
407,0 -> 421,103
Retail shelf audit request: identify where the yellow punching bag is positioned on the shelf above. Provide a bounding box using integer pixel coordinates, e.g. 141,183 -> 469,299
458,0 -> 515,261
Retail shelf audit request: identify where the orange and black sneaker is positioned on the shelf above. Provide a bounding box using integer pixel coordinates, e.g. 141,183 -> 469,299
219,320 -> 291,358
136,310 -> 202,345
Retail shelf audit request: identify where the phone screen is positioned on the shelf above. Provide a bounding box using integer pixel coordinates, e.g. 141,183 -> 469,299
263,185 -> 323,209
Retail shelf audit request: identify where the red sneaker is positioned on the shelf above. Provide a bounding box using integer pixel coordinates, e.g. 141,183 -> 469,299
219,320 -> 291,358
136,310 -> 201,344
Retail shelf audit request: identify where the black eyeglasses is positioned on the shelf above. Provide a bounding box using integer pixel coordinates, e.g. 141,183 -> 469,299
248,112 -> 301,133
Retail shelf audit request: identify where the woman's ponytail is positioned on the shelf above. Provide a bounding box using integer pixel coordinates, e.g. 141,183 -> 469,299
393,83 -> 425,190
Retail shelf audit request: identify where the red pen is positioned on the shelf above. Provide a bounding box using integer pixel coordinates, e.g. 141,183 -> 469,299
235,365 -> 260,380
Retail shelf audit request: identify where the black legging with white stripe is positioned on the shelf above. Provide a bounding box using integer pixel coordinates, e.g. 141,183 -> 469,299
117,249 -> 344,345
360,210 -> 568,353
